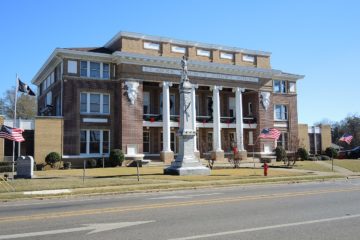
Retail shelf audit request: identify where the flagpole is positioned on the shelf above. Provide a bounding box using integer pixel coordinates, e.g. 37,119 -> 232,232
12,74 -> 19,180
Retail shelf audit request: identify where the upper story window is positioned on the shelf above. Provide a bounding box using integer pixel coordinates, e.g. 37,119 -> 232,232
40,72 -> 55,95
160,93 -> 176,115
288,82 -> 296,93
274,104 -> 288,121
80,92 -> 110,114
197,49 -> 211,57
273,80 -> 286,93
143,91 -> 150,114
229,97 -> 235,117
171,45 -> 186,54
68,60 -> 77,74
80,61 -> 110,79
220,52 -> 234,60
144,41 -> 160,50
242,55 -> 255,63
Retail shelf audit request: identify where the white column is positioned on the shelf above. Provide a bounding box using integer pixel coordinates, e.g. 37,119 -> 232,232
162,81 -> 172,152
234,87 -> 245,151
191,84 -> 198,151
211,85 -> 222,152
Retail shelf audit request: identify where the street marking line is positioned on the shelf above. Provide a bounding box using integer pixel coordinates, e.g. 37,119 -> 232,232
168,214 -> 360,240
148,193 -> 222,200
1,187 -> 360,223
0,221 -> 154,240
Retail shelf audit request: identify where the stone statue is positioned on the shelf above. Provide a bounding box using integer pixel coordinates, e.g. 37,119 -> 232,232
260,91 -> 271,111
181,55 -> 189,81
125,81 -> 139,105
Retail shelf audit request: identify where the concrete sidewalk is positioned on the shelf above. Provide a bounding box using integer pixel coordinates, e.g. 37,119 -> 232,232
314,161 -> 355,176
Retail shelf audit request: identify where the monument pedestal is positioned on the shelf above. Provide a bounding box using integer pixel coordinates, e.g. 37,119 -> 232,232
211,150 -> 225,161
164,56 -> 210,176
160,151 -> 174,165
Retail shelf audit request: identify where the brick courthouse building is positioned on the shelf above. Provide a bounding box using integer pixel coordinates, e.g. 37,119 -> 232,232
31,32 -> 303,165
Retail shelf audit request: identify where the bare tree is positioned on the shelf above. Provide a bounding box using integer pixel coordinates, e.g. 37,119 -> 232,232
2,87 -> 37,119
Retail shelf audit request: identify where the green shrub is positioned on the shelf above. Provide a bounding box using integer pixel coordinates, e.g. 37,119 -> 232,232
36,163 -> 45,171
45,152 -> 61,168
0,162 -> 14,173
63,162 -> 71,170
320,155 -> 331,160
109,149 -> 124,167
86,159 -> 97,168
325,147 -> 338,159
297,148 -> 309,161
275,147 -> 287,162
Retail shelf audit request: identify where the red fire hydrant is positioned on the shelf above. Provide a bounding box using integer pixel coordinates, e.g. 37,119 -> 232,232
263,162 -> 269,176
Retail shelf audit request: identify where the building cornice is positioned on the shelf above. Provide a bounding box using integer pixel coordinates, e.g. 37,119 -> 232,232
105,31 -> 272,57
114,51 -> 281,80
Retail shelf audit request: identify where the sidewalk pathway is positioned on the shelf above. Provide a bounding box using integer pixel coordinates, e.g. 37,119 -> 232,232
315,161 -> 355,176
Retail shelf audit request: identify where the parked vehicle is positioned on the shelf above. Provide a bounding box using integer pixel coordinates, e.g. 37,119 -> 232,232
348,146 -> 360,159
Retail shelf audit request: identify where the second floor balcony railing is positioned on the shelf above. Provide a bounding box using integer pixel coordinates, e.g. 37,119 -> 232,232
143,114 -> 257,125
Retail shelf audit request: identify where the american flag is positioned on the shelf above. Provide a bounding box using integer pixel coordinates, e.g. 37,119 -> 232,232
259,128 -> 281,140
339,133 -> 353,144
0,125 -> 25,142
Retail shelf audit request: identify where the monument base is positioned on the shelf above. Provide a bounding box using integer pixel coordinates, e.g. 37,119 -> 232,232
211,150 -> 225,161
164,165 -> 211,176
160,151 -> 174,165
235,150 -> 248,160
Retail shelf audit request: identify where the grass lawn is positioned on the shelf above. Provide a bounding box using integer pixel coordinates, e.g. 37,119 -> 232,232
292,161 -> 334,172
326,160 -> 360,172
0,166 -> 341,200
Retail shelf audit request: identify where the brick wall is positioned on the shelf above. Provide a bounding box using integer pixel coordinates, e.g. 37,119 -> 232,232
298,124 -> 310,151
34,117 -> 63,164
119,38 -> 271,68
120,81 -> 144,154
320,124 -> 332,152
62,77 -> 121,155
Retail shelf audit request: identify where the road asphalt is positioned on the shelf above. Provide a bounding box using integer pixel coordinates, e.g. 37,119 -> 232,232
1,178 -> 360,239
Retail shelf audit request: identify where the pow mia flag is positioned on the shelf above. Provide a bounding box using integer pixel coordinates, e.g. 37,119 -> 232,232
18,79 -> 36,96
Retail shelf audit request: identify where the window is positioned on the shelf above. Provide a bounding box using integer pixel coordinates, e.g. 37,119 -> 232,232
288,82 -> 296,93
90,94 -> 100,113
273,80 -> 286,93
80,130 -> 110,155
144,42 -> 160,50
277,132 -> 288,150
274,104 -> 288,120
143,131 -> 150,153
207,96 -> 213,116
80,92 -> 110,114
80,61 -> 87,77
68,60 -> 77,74
90,62 -> 100,78
143,92 -> 150,114
171,45 -> 186,54
103,63 -> 110,79
242,55 -> 255,63
229,132 -> 236,149
197,49 -> 210,57
196,95 -> 199,115
220,52 -> 233,60
248,102 -> 253,116
160,93 -> 175,115
46,91 -> 52,106
229,97 -> 235,117
248,131 -> 254,145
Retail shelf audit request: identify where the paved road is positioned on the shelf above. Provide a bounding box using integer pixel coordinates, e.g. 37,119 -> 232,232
1,178 -> 360,239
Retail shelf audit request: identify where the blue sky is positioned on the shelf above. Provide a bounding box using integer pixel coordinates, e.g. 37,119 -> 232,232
1,0 -> 359,124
